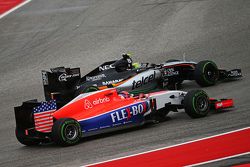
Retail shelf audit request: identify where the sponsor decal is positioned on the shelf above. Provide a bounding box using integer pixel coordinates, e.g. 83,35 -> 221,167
216,102 -> 223,108
163,68 -> 179,77
110,103 -> 145,123
41,72 -> 49,85
132,71 -> 156,89
86,74 -> 106,81
84,99 -> 93,109
228,70 -> 241,77
76,85 -> 81,90
99,64 -> 115,71
84,97 -> 110,109
58,73 -> 80,82
79,102 -> 147,133
102,79 -> 123,85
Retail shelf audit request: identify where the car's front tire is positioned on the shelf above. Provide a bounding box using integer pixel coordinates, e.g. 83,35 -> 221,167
52,118 -> 82,146
194,60 -> 219,87
184,90 -> 210,118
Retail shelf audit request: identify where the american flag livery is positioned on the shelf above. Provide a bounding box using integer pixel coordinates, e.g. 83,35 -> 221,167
33,100 -> 57,133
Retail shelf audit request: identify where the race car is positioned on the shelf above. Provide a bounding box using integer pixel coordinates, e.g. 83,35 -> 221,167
14,88 -> 233,146
41,54 -> 241,104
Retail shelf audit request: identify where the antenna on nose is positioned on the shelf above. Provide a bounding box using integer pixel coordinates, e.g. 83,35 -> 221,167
183,53 -> 186,61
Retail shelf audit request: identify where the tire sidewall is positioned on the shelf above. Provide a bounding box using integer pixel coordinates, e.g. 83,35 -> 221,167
184,90 -> 210,118
202,61 -> 218,85
192,91 -> 209,116
195,60 -> 219,86
61,119 -> 81,145
52,118 -> 82,146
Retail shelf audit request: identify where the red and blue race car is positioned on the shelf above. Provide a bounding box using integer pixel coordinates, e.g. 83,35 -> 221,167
15,88 -> 233,146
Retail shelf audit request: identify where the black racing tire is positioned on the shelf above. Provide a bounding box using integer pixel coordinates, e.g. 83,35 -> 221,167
52,118 -> 82,146
194,60 -> 219,87
15,128 -> 40,146
184,90 -> 210,118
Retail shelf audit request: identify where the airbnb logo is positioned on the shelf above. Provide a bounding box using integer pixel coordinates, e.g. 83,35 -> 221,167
84,100 -> 93,109
84,97 -> 110,109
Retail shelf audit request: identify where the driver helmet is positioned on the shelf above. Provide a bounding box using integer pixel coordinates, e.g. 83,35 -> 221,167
122,53 -> 133,69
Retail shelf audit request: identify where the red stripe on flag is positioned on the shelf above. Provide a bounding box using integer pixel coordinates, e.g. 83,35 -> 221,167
34,116 -> 53,122
35,120 -> 53,125
87,127 -> 250,167
35,125 -> 52,132
34,109 -> 55,133
35,122 -> 53,127
0,0 -> 24,14
34,110 -> 54,116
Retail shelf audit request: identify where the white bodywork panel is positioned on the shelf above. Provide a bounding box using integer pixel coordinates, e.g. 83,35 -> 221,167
162,60 -> 197,67
149,91 -> 186,110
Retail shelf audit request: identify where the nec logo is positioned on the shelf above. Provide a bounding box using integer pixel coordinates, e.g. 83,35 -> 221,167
99,64 -> 115,71
84,97 -> 110,109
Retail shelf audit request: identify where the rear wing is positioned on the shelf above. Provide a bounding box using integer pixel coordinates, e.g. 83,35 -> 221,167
14,99 -> 60,136
14,99 -> 41,130
42,67 -> 81,104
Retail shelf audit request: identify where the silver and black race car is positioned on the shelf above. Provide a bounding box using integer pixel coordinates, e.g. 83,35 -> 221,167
41,54 -> 242,104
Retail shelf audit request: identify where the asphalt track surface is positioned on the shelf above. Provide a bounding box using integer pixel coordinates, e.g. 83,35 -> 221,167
0,0 -> 249,166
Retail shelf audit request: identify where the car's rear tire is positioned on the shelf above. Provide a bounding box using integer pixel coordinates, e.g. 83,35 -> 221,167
52,118 -> 82,146
15,128 -> 40,146
184,90 -> 210,118
194,60 -> 219,87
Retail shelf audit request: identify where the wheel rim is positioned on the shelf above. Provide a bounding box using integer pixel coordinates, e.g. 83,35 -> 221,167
64,124 -> 78,140
196,96 -> 209,113
204,65 -> 218,82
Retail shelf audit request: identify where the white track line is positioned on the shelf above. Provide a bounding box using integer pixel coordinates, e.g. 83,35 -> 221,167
185,152 -> 250,167
0,0 -> 32,20
83,126 -> 250,167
